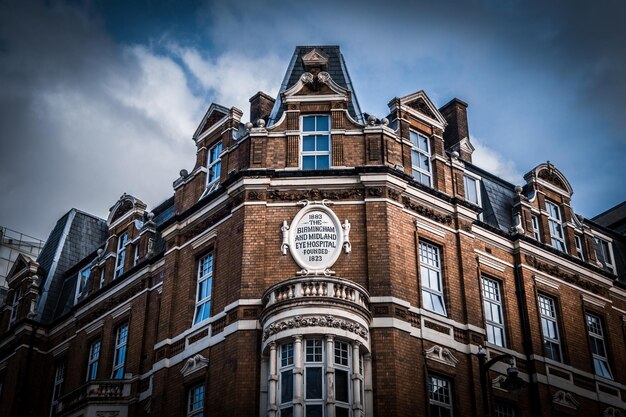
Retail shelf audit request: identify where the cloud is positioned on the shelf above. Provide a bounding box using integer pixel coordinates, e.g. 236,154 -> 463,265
171,45 -> 285,119
470,136 -> 522,184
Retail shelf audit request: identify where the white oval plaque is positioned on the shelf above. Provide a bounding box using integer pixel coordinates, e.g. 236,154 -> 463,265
288,204 -> 344,274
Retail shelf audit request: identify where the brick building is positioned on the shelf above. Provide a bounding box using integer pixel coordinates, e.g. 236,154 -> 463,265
1,45 -> 625,417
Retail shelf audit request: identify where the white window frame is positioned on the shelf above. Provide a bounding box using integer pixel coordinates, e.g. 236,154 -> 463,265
304,339 -> 325,415
419,241 -> 447,316
99,268 -> 105,289
86,339 -> 101,381
50,362 -> 65,417
494,402 -> 516,417
334,341 -> 352,416
463,174 -> 481,206
428,375 -> 453,417
133,245 -> 140,266
586,313 -> 612,379
481,277 -> 506,347
187,384 -> 205,417
8,287 -> 20,328
74,266 -> 91,304
114,232 -> 128,278
206,141 -> 223,193
301,114 -> 331,170
111,323 -> 129,379
538,294 -> 563,362
574,235 -> 584,260
278,342 -> 295,416
545,201 -> 566,252
531,215 -> 541,241
193,253 -> 214,325
595,237 -> 615,272
410,130 -> 432,187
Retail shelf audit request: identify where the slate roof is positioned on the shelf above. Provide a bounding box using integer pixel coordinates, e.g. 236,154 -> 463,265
36,209 -> 107,322
464,162 -> 517,233
268,46 -> 363,126
592,201 -> 626,235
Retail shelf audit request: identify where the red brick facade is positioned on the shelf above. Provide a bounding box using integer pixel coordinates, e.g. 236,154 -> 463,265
0,46 -> 624,417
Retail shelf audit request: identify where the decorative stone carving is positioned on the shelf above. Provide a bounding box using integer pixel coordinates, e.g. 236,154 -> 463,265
511,212 -> 524,235
424,345 -> 459,367
317,71 -> 331,84
407,97 -> 437,119
180,354 -> 209,377
300,72 -> 314,84
263,315 -> 368,341
525,255 -> 602,294
604,407 -> 625,417
342,219 -> 351,254
281,221 -> 290,255
302,49 -> 329,69
552,390 -> 579,409
403,197 -> 453,225
268,188 -> 363,202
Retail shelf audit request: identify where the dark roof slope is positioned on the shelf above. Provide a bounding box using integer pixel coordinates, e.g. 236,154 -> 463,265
36,209 -> 107,322
592,201 -> 626,235
268,46 -> 363,125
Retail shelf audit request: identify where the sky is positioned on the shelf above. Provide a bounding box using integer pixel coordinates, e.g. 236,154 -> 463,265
0,0 -> 625,239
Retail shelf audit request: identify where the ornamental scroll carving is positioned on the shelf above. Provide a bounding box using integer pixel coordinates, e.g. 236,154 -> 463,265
263,315 -> 368,341
403,197 -> 453,225
269,188 -> 363,202
525,255 -> 602,294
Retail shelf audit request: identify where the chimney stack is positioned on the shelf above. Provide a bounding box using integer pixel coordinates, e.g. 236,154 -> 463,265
249,91 -> 275,124
439,98 -> 473,163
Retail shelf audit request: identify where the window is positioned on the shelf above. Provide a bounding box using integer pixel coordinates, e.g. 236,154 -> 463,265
334,341 -> 351,416
301,115 -> 330,170
586,313 -> 612,379
50,362 -> 64,417
574,235 -> 584,260
419,242 -> 446,315
545,201 -> 566,252
531,215 -> 541,241
8,287 -> 20,327
463,175 -> 480,206
111,323 -> 129,379
538,294 -> 562,362
279,342 -> 294,416
409,130 -> 431,187
188,384 -> 205,417
410,130 -> 431,186
494,403 -> 516,417
595,237 -> 615,271
277,338 -> 359,416
99,269 -> 105,289
206,141 -> 222,192
133,245 -> 140,266
193,253 -> 214,324
86,339 -> 101,381
75,267 -> 91,304
114,232 -> 128,278
428,375 -> 453,417
482,277 -> 506,347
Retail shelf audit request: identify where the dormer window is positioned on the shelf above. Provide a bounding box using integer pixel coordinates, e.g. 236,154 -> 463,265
206,141 -> 222,193
574,235 -> 584,260
410,130 -> 431,187
8,287 -> 20,328
463,175 -> 480,206
74,267 -> 91,304
301,115 -> 331,170
595,237 -> 615,272
114,232 -> 128,278
545,201 -> 566,252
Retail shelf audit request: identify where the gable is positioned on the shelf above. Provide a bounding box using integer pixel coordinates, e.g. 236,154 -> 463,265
407,97 -> 437,120
393,90 -> 447,127
193,103 -> 229,140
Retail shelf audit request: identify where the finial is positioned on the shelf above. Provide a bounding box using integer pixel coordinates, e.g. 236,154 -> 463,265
179,169 -> 188,177
256,118 -> 266,128
367,114 -> 377,126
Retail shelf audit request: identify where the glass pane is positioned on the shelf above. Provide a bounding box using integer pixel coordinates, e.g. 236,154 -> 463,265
316,115 -> 329,131
316,135 -> 329,151
432,295 -> 446,315
201,300 -> 211,320
422,290 -> 434,311
281,407 -> 293,417
336,407 -> 350,417
306,405 -> 323,417
281,370 -> 293,403
303,156 -> 315,170
303,117 -> 315,132
303,136 -> 316,151
336,369 -> 349,402
305,367 -> 323,399
316,156 -> 330,170
419,134 -> 429,152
